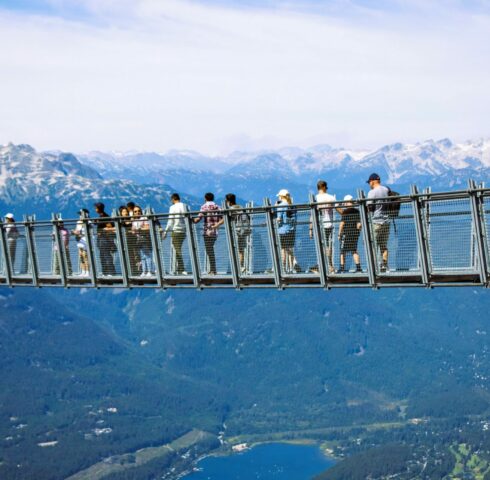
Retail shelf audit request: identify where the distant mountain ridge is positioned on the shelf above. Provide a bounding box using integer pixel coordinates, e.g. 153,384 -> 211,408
78,138 -> 490,200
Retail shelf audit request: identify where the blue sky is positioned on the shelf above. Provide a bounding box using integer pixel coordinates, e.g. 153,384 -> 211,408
0,0 -> 489,154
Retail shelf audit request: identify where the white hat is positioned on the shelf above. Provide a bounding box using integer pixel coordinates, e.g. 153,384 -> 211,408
4,213 -> 14,219
277,189 -> 290,197
343,195 -> 354,201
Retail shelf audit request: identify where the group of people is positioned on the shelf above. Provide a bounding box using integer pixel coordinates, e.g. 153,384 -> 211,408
2,172 -> 393,277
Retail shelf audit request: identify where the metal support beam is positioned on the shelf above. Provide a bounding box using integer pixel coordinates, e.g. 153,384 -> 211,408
184,206 -> 201,289
468,179 -> 489,285
52,213 -> 68,287
410,185 -> 431,286
357,190 -> 377,288
309,193 -> 328,288
264,198 -> 283,289
0,220 -> 13,284
23,214 -> 39,287
222,201 -> 240,289
113,215 -> 129,287
147,212 -> 165,288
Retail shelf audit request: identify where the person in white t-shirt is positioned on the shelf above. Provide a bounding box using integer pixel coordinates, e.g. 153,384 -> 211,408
310,180 -> 336,273
162,193 -> 188,275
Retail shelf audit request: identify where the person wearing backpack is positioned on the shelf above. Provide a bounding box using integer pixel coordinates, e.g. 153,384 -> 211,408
367,173 -> 390,272
216,193 -> 251,273
276,189 -> 301,274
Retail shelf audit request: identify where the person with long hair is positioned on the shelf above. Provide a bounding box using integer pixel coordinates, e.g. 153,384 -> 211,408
276,189 -> 301,274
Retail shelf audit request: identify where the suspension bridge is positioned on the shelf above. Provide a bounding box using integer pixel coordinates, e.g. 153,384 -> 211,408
0,182 -> 489,289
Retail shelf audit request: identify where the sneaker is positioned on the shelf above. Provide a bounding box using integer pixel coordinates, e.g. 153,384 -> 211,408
380,264 -> 387,273
336,268 -> 345,274
355,265 -> 362,273
293,264 -> 302,273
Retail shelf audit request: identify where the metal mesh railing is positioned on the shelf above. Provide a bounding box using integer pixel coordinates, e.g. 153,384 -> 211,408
425,197 -> 476,272
1,187 -> 489,288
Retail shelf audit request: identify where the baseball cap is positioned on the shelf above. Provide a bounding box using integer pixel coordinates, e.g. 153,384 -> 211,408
343,194 -> 354,201
276,189 -> 290,197
366,173 -> 380,183
4,213 -> 14,219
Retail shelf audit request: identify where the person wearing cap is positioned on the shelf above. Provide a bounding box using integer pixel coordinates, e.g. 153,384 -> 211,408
94,202 -> 116,276
336,195 -> 362,273
309,180 -> 336,273
162,193 -> 188,275
367,173 -> 390,272
71,209 -> 90,276
4,213 -> 19,272
276,189 -> 301,273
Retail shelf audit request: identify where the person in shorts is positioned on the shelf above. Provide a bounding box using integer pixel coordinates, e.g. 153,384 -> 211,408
367,173 -> 390,272
337,195 -> 362,273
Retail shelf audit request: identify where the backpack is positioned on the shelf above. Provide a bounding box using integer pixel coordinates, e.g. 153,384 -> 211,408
385,187 -> 401,219
234,209 -> 252,236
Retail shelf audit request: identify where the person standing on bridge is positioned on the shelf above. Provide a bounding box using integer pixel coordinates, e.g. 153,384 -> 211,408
194,192 -> 221,275
94,202 -> 117,276
4,213 -> 19,273
72,209 -> 90,277
367,173 -> 390,272
276,189 -> 301,274
309,180 -> 336,273
162,193 -> 188,275
336,195 -> 362,274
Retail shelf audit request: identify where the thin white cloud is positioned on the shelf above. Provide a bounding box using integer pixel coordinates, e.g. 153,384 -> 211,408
0,0 -> 489,154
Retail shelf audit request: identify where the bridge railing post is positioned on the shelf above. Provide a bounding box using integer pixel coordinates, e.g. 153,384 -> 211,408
222,201 -> 241,289
112,210 -> 129,288
0,219 -> 13,285
309,193 -> 328,288
147,209 -> 165,288
264,197 -> 283,289
184,206 -> 202,289
357,190 -> 377,288
82,211 -> 98,287
23,214 -> 38,286
52,213 -> 68,287
468,179 -> 489,285
410,185 -> 431,286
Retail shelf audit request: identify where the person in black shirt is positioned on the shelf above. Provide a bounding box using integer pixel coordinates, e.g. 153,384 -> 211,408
337,195 -> 362,273
94,202 -> 116,276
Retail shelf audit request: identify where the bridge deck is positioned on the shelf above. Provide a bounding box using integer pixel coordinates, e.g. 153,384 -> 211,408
0,183 -> 489,289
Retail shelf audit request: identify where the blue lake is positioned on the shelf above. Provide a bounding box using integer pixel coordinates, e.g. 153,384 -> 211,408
184,442 -> 335,480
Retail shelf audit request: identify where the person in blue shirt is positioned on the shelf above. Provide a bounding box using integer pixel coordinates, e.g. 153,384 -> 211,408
276,189 -> 301,273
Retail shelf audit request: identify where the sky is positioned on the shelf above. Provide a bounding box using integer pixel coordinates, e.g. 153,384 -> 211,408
0,0 -> 489,155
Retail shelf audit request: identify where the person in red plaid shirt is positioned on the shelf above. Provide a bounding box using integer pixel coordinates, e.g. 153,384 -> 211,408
194,192 -> 222,275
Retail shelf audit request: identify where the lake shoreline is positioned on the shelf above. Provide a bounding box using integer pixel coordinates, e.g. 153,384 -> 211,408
181,440 -> 336,479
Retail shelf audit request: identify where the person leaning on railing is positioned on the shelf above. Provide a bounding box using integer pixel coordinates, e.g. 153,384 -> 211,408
162,193 -> 188,275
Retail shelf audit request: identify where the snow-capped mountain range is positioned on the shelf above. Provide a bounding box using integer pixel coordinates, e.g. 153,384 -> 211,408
0,143 -> 196,218
1,138 -> 489,218
79,138 -> 490,199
